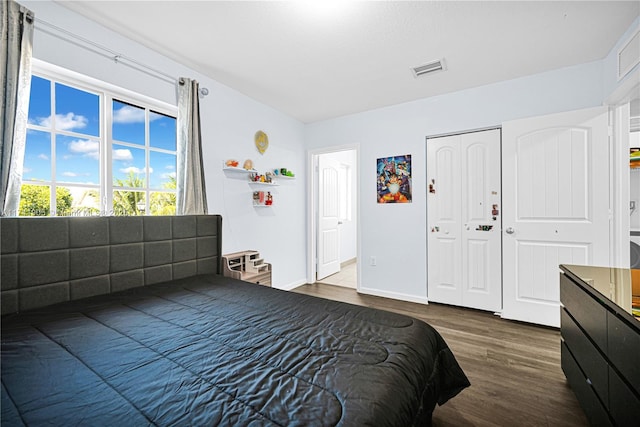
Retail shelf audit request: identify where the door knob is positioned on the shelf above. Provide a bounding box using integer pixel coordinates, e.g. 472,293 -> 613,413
506,227 -> 515,234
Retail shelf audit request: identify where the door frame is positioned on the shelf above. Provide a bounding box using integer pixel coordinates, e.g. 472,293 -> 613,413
605,70 -> 639,268
307,144 -> 360,286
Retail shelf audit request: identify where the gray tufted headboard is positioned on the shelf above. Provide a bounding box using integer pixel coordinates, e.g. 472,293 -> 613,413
0,215 -> 222,315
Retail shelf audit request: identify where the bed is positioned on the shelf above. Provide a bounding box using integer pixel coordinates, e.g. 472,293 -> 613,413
1,215 -> 469,426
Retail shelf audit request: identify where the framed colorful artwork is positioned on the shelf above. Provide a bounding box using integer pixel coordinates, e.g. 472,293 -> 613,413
377,154 -> 412,203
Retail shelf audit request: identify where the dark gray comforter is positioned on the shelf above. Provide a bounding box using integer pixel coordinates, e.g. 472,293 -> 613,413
1,274 -> 469,426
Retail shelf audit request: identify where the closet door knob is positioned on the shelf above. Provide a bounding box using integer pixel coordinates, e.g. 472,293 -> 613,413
506,227 -> 515,234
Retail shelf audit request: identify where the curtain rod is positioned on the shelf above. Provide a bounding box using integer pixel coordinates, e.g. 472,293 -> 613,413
34,17 -> 209,95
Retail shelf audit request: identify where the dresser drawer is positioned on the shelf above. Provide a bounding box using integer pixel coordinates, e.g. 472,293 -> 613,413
609,366 -> 640,426
561,308 -> 608,405
247,271 -> 271,287
560,274 -> 608,351
607,312 -> 640,395
561,342 -> 612,427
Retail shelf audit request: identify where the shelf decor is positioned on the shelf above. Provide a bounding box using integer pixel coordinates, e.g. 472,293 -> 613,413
249,171 -> 278,184
253,190 -> 273,206
275,167 -> 295,178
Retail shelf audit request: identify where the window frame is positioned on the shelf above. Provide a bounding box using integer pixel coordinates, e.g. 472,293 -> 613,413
24,60 -> 178,216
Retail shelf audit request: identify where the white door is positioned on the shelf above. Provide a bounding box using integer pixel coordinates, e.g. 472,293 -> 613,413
502,106 -> 610,327
427,129 -> 502,312
317,155 -> 341,280
427,135 -> 462,304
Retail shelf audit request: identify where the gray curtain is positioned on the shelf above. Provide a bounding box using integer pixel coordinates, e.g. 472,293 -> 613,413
1,1 -> 34,216
177,77 -> 208,215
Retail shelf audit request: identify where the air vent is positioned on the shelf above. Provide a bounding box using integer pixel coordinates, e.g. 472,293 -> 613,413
412,59 -> 446,78
618,29 -> 639,81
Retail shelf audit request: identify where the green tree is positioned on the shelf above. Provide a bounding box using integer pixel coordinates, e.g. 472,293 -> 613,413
150,175 -> 176,215
112,171 -> 145,216
19,184 -> 73,216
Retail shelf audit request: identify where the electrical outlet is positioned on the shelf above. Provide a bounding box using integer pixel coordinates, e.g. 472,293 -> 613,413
370,256 -> 377,266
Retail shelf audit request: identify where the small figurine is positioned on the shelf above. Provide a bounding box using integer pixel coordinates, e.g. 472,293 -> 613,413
225,159 -> 239,167
243,159 -> 253,170
265,192 -> 273,205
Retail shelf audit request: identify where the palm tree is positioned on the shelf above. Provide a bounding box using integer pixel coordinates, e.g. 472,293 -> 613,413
150,175 -> 176,215
112,171 -> 145,215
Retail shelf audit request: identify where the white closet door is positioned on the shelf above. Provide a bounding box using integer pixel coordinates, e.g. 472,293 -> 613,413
460,129 -> 502,312
502,106 -> 610,327
427,129 -> 502,312
427,135 -> 462,304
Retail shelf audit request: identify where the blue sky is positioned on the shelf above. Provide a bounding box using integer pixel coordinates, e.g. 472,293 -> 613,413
25,75 -> 176,190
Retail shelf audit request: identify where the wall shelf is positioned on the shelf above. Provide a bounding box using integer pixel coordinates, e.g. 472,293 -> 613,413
223,164 -> 290,208
223,166 -> 257,173
249,181 -> 279,186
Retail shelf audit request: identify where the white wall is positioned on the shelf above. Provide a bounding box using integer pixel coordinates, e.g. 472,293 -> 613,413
23,0 -> 308,290
603,17 -> 640,103
306,61 -> 605,303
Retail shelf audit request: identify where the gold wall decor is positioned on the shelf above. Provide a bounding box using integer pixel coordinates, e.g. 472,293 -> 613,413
255,130 -> 269,155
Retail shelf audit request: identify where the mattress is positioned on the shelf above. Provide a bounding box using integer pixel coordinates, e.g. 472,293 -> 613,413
1,274 -> 469,426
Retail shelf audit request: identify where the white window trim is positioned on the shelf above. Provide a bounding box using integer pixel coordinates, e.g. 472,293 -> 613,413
25,59 -> 178,216
32,59 -> 177,117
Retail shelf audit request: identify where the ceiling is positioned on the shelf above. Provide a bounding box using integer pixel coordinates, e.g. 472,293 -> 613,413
56,1 -> 639,124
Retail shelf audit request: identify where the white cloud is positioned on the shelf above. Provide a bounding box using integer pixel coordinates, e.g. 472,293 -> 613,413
38,113 -> 88,131
62,171 -> 91,177
37,153 -> 49,160
113,105 -> 162,124
119,166 -> 152,175
113,148 -> 133,161
23,167 -> 32,173
161,172 -> 176,179
68,139 -> 99,160
165,164 -> 175,170
113,105 -> 145,124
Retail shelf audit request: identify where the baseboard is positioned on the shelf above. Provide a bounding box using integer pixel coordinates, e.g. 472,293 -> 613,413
276,278 -> 308,291
358,286 -> 429,305
340,258 -> 357,268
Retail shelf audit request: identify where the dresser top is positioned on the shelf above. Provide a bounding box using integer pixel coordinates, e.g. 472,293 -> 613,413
560,264 -> 640,322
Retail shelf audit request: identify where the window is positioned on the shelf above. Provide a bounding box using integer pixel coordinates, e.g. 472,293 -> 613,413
21,68 -> 177,216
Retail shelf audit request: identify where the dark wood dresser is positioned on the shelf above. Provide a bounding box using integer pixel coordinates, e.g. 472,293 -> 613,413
559,265 -> 640,426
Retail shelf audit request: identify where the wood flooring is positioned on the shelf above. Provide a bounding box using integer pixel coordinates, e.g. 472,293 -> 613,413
292,283 -> 589,427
